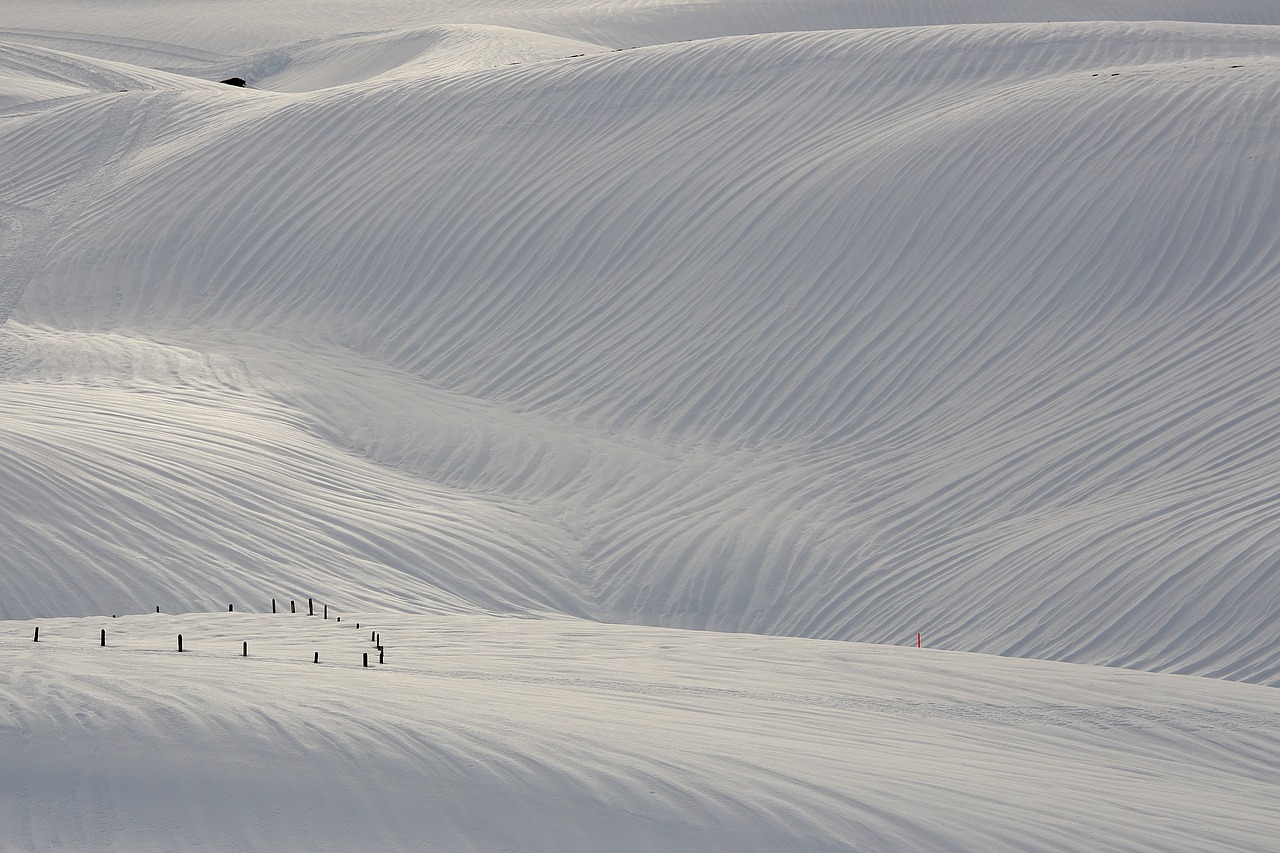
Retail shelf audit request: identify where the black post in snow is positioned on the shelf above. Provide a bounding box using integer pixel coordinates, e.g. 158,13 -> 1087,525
363,653 -> 368,667
308,598 -> 314,616
379,648 -> 384,664
314,652 -> 319,664
100,628 -> 106,647
291,600 -> 296,614
178,634 -> 184,652
243,641 -> 248,657
229,604 -> 233,612
272,598 -> 277,613
324,604 -> 328,620
33,626 -> 39,642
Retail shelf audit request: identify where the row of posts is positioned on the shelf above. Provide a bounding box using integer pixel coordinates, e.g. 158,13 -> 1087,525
32,629 -> 384,666
141,597 -> 334,618
89,600 -> 335,618
264,598 -> 328,619
30,600 -> 385,666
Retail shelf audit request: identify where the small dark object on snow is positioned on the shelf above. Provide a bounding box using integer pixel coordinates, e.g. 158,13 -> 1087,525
220,77 -> 247,87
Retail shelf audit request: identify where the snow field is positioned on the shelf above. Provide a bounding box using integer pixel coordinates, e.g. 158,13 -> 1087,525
3,612 -> 1279,852
4,0 -> 1280,849
3,19 -> 1280,680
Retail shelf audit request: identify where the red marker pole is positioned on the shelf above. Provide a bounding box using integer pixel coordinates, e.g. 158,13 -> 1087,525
917,633 -> 921,648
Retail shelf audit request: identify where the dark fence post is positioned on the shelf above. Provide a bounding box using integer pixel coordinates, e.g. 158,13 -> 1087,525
178,634 -> 184,652
324,604 -> 328,620
156,606 -> 160,613
379,648 -> 384,664
314,652 -> 319,663
291,600 -> 296,613
308,598 -> 314,616
100,628 -> 106,647
243,641 -> 248,657
33,627 -> 39,642
363,653 -> 368,667
229,604 -> 233,612
272,598 -> 277,613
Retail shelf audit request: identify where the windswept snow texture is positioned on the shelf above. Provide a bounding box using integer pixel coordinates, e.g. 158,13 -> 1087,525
3,1 -> 1280,848
3,613 -> 1279,853
5,8 -> 1280,681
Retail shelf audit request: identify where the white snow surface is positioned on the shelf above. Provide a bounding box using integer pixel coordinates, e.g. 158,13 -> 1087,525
4,612 -> 1280,852
3,0 -> 1280,849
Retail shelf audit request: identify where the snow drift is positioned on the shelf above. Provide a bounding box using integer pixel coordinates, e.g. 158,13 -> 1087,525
3,1 -> 1280,848
3,613 -> 1278,852
4,17 -> 1279,681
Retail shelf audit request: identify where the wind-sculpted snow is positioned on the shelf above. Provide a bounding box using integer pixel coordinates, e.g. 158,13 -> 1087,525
5,2 -> 1280,850
255,26 -> 608,92
5,1 -> 1280,59
3,614 -> 1279,852
4,19 -> 1279,684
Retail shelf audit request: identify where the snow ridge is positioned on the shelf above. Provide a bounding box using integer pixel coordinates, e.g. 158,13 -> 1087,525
4,20 -> 1279,682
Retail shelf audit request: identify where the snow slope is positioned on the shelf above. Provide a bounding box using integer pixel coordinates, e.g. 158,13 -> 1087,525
4,15 -> 1279,681
3,612 -> 1279,852
3,1 -> 1280,848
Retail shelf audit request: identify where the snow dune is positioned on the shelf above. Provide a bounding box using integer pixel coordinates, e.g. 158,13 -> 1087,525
255,26 -> 609,92
5,1 -> 1280,59
3,0 -> 1280,848
4,17 -> 1280,682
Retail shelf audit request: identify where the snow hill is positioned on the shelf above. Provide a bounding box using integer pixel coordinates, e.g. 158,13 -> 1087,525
3,1 -> 1280,850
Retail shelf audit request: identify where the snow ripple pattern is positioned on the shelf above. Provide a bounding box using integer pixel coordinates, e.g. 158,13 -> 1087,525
2,17 -> 1280,685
